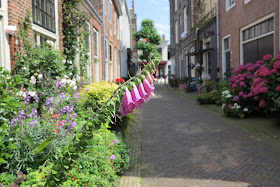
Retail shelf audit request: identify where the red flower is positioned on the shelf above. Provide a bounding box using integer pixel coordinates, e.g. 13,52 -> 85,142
73,177 -> 76,180
42,176 -> 45,179
120,78 -> 125,83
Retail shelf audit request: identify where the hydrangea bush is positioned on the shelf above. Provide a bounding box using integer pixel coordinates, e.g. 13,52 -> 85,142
222,53 -> 280,118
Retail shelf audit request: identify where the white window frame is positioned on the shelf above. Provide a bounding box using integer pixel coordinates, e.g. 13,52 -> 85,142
184,6 -> 187,33
114,47 -> 117,79
105,37 -> 108,81
222,35 -> 230,75
93,27 -> 99,82
109,42 -> 113,81
244,0 -> 251,4
203,37 -> 211,75
0,0 -> 11,71
175,0 -> 177,12
108,0 -> 112,22
32,0 -> 59,48
240,13 -> 275,65
114,11 -> 116,34
86,22 -> 92,81
226,0 -> 235,11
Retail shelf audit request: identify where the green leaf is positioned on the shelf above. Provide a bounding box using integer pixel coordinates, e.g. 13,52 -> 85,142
35,136 -> 54,154
24,135 -> 36,150
8,141 -> 17,149
0,157 -> 7,163
2,97 -> 14,103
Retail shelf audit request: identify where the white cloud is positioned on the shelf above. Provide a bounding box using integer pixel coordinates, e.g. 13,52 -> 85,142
155,23 -> 170,42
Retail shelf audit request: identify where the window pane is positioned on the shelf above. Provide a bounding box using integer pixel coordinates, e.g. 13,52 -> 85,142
32,0 -> 56,32
268,18 -> 274,32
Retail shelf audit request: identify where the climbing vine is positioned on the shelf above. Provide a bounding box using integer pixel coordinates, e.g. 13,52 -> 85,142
62,0 -> 90,79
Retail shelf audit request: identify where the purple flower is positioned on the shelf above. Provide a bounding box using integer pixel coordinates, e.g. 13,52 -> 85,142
131,84 -> 144,109
110,155 -> 116,160
233,96 -> 239,101
113,139 -> 118,144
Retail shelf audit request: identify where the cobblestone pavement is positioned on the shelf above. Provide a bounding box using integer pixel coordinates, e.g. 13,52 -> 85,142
120,84 -> 280,187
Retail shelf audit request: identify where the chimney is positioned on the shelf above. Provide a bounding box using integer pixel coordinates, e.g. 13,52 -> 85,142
132,0 -> 134,11
162,34 -> 165,41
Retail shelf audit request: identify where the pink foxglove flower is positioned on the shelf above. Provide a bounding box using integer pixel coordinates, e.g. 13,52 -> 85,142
138,82 -> 149,102
147,74 -> 153,84
131,84 -> 144,109
143,78 -> 154,93
151,75 -> 155,81
120,88 -> 135,117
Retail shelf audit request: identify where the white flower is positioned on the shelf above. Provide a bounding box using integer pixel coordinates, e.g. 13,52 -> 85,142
64,75 -> 69,79
46,40 -> 54,46
68,61 -> 72,65
38,74 -> 43,80
234,103 -> 238,106
16,91 -> 25,97
69,73 -> 73,76
28,91 -> 36,97
23,67 -> 27,70
61,79 -> 67,85
236,105 -> 241,109
222,104 -> 226,109
73,86 -> 77,90
5,25 -> 17,34
56,76 -> 60,80
222,90 -> 230,95
62,59 -> 66,64
243,108 -> 248,112
226,94 -> 232,98
30,76 -> 36,85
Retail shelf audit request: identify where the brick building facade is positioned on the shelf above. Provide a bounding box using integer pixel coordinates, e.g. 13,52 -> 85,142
0,0 -> 128,83
219,0 -> 279,76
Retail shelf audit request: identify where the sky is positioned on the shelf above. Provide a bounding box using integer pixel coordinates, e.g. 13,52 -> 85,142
127,0 -> 170,43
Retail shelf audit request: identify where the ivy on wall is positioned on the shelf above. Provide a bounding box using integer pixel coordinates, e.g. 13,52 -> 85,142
62,0 -> 90,80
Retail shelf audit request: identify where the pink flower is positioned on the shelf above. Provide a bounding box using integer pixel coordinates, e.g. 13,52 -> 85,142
275,86 -> 280,91
271,69 -> 278,74
247,92 -> 254,97
239,82 -> 245,86
259,87 -> 268,94
263,54 -> 273,62
131,84 -> 144,109
256,60 -> 264,65
239,92 -> 244,97
232,84 -> 238,88
228,104 -> 234,110
259,99 -> 267,108
110,155 -> 116,160
253,78 -> 262,84
273,61 -> 280,69
147,74 -> 153,84
247,67 -> 255,71
143,78 -> 154,93
120,88 -> 135,117
233,96 -> 239,101
245,63 -> 254,68
138,83 -> 149,102
243,94 -> 248,99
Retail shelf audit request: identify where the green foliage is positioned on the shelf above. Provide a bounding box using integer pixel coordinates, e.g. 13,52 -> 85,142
63,129 -> 130,186
0,172 -> 16,185
133,19 -> 162,61
63,0 -> 90,78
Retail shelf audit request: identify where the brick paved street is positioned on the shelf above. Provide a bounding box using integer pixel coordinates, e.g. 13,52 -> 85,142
120,84 -> 280,187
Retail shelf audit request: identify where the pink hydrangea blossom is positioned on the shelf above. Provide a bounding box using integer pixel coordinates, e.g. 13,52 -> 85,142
239,92 -> 244,97
247,92 -> 254,97
256,60 -> 264,65
239,82 -> 245,86
273,61 -> 280,69
232,84 -> 238,88
228,104 -> 234,110
259,99 -> 267,108
253,78 -> 262,84
253,96 -> 259,100
263,54 -> 273,62
233,96 -> 239,101
275,86 -> 280,91
271,69 -> 278,74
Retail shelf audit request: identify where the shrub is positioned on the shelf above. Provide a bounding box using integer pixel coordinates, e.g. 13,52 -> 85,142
222,52 -> 280,118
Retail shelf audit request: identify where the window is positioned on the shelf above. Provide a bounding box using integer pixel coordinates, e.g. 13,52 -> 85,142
242,17 -> 274,64
85,24 -> 90,52
105,38 -> 108,60
108,0 -> 112,22
244,0 -> 251,4
226,0 -> 235,11
33,31 -> 55,46
184,6 -> 187,33
93,27 -> 99,57
114,47 -> 117,79
105,38 -> 108,81
168,65 -> 171,75
32,0 -> 56,32
0,0 -> 1,8
223,36 -> 231,75
175,20 -> 178,43
157,48 -> 162,55
109,43 -> 113,62
175,0 -> 177,12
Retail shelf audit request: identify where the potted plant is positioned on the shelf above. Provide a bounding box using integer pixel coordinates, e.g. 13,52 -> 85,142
178,77 -> 187,90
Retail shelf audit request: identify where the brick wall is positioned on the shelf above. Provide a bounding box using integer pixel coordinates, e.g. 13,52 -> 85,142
219,0 -> 279,73
8,0 -> 63,68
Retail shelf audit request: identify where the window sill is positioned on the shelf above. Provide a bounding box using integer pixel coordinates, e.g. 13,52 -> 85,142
32,24 -> 57,40
226,4 -> 235,12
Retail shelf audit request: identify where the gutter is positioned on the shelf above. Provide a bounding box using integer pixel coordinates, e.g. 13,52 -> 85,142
216,1 -> 220,78
103,0 -> 107,81
83,0 -> 103,24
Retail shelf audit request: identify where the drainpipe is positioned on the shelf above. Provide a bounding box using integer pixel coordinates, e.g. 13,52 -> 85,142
216,0 -> 220,79
102,0 -> 107,81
